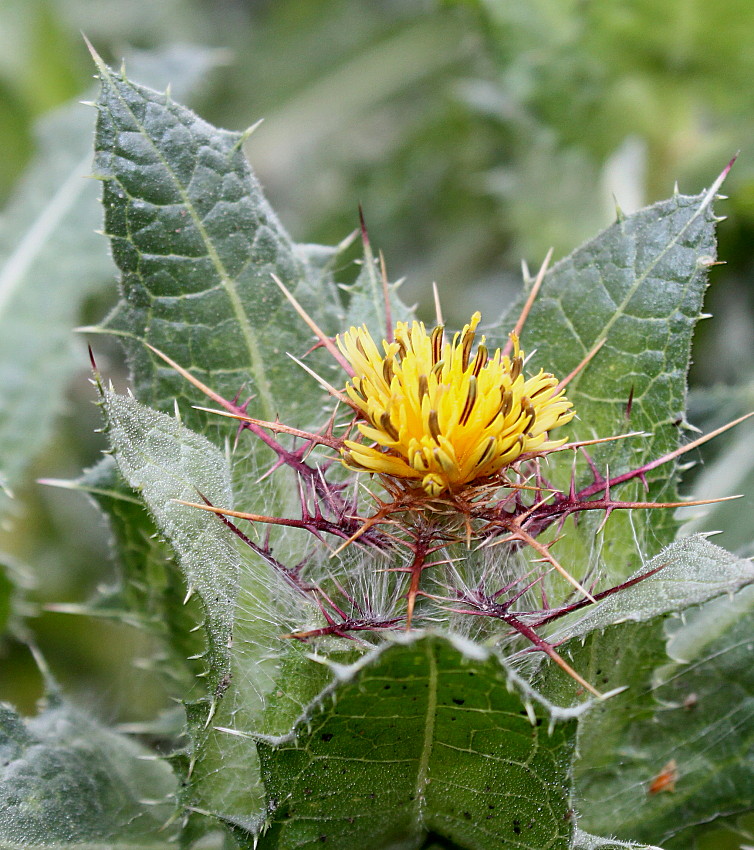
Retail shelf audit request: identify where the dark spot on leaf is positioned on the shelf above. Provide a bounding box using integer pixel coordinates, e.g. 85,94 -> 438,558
321,733 -> 333,742
463,812 -> 471,820
452,698 -> 465,705
513,820 -> 521,835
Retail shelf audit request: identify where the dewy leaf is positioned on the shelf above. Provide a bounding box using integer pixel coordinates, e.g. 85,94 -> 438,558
539,579 -> 754,847
543,535 -> 754,645
0,697 -> 177,847
255,634 -> 585,850
48,455 -> 202,688
91,58 -> 342,445
572,830 -> 663,850
494,182 -> 722,580
100,388 -> 293,827
102,388 -> 239,696
0,46 -> 219,518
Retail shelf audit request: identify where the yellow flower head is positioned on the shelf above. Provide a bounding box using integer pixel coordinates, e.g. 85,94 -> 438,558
337,312 -> 574,497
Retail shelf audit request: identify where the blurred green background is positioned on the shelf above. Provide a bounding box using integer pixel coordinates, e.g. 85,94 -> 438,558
1,3 -> 754,843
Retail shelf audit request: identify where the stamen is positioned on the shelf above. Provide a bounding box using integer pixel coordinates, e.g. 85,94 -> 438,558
382,358 -> 395,385
510,355 -> 523,381
431,325 -> 444,365
522,397 -> 536,433
471,345 -> 488,377
379,412 -> 399,442
418,375 -> 429,402
428,410 -> 442,443
431,360 -> 445,377
460,376 -> 478,426
460,326 -> 476,371
476,436 -> 496,468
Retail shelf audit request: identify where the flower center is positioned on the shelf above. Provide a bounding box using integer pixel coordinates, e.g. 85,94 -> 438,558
337,312 -> 574,496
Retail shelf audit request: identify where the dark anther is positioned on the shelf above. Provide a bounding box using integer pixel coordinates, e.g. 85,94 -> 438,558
471,344 -> 488,377
429,410 -> 442,443
460,376 -> 477,426
431,324 -> 444,365
461,326 -> 476,371
522,397 -> 536,433
510,355 -> 523,381
380,412 -> 400,441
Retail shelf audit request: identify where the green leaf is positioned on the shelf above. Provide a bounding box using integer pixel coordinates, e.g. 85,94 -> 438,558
0,46 -> 220,518
91,58 -> 342,443
543,535 -> 754,644
100,388 -> 289,827
495,182 -> 721,583
572,830 -> 663,850
255,634 -> 584,850
539,577 -> 754,847
102,388 -> 239,695
0,697 -> 177,846
46,456 -> 202,688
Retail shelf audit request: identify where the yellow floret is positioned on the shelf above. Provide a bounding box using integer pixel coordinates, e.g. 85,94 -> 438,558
336,312 -> 574,496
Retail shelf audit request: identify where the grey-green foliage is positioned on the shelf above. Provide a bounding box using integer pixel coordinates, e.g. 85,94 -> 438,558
495,184 -> 720,586
257,634 -> 584,850
0,46 -> 219,520
539,578 -> 754,848
86,63 -> 754,850
102,389 -> 239,700
543,535 -> 754,644
92,54 -> 341,438
0,696 -> 177,848
572,832 -> 662,850
57,455 -> 204,688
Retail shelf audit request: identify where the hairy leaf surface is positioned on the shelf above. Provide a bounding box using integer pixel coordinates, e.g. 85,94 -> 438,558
256,634 -> 584,850
92,59 -> 341,442
0,698 -> 176,846
495,185 -> 720,583
540,576 -> 754,847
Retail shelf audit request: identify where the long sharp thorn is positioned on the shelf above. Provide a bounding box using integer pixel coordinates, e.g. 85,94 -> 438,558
513,524 -> 597,603
700,154 -> 737,212
607,495 -> 743,511
508,615 -> 601,696
146,343 -> 229,408
503,247 -> 553,357
358,204 -> 370,251
287,353 -> 356,408
191,405 -> 342,449
544,644 -> 602,697
432,281 -> 444,327
579,411 -> 754,500
174,500 -> 309,529
379,250 -> 393,341
555,337 -> 606,393
271,273 -> 354,376
625,384 -> 635,420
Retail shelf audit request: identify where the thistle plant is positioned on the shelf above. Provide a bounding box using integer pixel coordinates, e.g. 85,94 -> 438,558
4,54 -> 754,850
